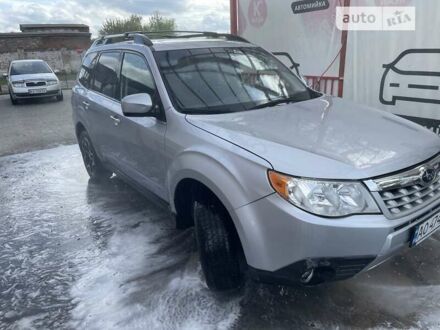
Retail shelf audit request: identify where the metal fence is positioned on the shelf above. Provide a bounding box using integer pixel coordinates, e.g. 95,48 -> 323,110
56,71 -> 77,90
304,75 -> 343,97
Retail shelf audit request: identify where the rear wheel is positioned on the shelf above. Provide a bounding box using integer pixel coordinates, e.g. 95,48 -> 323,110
194,197 -> 243,291
78,130 -> 112,181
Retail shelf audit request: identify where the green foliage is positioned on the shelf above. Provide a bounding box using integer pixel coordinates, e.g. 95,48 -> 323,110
99,12 -> 176,36
147,12 -> 176,32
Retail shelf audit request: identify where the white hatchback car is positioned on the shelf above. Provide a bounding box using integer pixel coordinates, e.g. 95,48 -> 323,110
4,59 -> 63,105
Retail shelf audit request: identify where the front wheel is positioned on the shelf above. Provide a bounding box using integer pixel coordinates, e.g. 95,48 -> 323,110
194,199 -> 243,291
78,130 -> 112,181
56,91 -> 63,101
9,92 -> 18,105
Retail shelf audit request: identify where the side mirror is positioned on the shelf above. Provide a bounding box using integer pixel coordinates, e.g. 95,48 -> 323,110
54,69 -> 60,74
2,73 -> 8,78
121,93 -> 154,117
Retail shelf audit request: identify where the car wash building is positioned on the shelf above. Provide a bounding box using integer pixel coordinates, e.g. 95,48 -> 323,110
230,0 -> 440,133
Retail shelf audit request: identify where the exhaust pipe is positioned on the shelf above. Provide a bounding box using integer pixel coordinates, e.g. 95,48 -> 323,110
300,258 -> 336,285
300,267 -> 315,284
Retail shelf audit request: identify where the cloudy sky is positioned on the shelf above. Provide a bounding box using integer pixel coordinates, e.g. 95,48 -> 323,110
0,0 -> 230,36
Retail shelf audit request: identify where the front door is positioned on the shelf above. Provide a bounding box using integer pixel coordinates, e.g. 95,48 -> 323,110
114,51 -> 168,199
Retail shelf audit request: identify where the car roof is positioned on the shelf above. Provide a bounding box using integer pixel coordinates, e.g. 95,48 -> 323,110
11,59 -> 46,64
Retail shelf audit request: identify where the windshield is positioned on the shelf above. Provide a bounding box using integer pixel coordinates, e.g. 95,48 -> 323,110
394,52 -> 440,72
10,61 -> 52,76
155,47 -> 316,114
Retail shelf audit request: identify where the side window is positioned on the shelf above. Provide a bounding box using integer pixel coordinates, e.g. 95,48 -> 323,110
78,52 -> 97,89
91,52 -> 121,100
120,52 -> 157,100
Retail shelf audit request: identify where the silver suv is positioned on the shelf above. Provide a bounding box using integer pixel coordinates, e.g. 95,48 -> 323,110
72,31 -> 440,290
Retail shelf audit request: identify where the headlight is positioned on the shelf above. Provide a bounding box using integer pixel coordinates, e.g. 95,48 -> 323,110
268,170 -> 380,217
47,80 -> 58,86
12,81 -> 25,87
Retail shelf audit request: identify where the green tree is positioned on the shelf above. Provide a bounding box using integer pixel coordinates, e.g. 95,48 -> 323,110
99,12 -> 176,36
99,14 -> 143,35
146,12 -> 176,32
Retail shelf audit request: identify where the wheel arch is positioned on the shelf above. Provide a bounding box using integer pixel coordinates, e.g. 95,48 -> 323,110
168,148 -> 271,215
168,148 -> 273,265
75,121 -> 87,139
171,169 -> 241,228
172,175 -> 247,265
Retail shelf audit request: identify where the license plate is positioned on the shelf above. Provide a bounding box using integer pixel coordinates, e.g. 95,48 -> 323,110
29,88 -> 46,94
410,212 -> 440,247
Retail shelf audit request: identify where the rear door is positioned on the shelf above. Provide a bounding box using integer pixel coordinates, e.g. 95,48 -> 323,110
72,51 -> 98,136
87,51 -> 123,166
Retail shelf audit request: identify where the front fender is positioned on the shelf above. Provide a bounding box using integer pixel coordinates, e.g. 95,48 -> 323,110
167,145 -> 274,265
168,144 -> 273,214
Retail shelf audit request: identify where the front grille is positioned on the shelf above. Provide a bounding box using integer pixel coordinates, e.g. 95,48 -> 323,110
372,154 -> 440,219
26,81 -> 46,87
379,179 -> 440,216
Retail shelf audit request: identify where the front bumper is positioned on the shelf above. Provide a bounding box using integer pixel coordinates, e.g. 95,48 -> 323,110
11,84 -> 61,99
248,256 -> 376,286
234,192 -> 440,285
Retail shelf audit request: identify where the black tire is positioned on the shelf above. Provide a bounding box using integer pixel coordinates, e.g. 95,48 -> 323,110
10,92 -> 18,105
56,91 -> 64,101
194,198 -> 243,291
78,130 -> 112,181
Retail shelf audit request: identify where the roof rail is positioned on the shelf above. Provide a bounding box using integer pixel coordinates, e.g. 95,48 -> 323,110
92,32 -> 153,47
91,30 -> 250,48
140,30 -> 250,43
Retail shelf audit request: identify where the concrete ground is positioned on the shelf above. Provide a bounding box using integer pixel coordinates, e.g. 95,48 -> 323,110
0,93 -> 440,329
0,90 -> 76,157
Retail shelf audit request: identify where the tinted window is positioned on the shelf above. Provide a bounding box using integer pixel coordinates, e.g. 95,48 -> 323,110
10,61 -> 52,75
155,47 -> 312,114
78,52 -> 98,88
91,52 -> 121,99
120,53 -> 156,99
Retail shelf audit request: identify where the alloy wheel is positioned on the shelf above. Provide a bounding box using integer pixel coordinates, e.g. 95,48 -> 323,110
80,136 -> 95,175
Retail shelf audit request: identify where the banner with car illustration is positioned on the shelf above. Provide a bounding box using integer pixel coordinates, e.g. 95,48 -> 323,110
233,0 -> 440,133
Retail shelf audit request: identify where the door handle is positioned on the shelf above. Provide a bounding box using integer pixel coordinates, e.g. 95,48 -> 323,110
82,101 -> 90,109
110,115 -> 121,126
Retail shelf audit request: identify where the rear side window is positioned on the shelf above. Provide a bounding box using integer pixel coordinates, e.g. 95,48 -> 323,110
91,52 -> 121,100
78,52 -> 98,88
120,52 -> 156,99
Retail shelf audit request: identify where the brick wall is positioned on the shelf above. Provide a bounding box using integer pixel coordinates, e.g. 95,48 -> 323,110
0,34 -> 91,73
0,34 -> 90,53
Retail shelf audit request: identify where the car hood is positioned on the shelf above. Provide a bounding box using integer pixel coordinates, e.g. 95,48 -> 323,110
9,73 -> 57,82
186,96 -> 440,179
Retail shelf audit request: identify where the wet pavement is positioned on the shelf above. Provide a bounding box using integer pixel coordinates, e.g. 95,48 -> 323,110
1,145 -> 440,330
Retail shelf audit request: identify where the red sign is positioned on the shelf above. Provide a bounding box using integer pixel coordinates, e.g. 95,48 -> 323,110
248,0 -> 267,28
375,0 -> 412,5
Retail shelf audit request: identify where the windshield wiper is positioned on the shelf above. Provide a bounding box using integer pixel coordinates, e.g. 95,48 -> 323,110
249,96 -> 303,110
